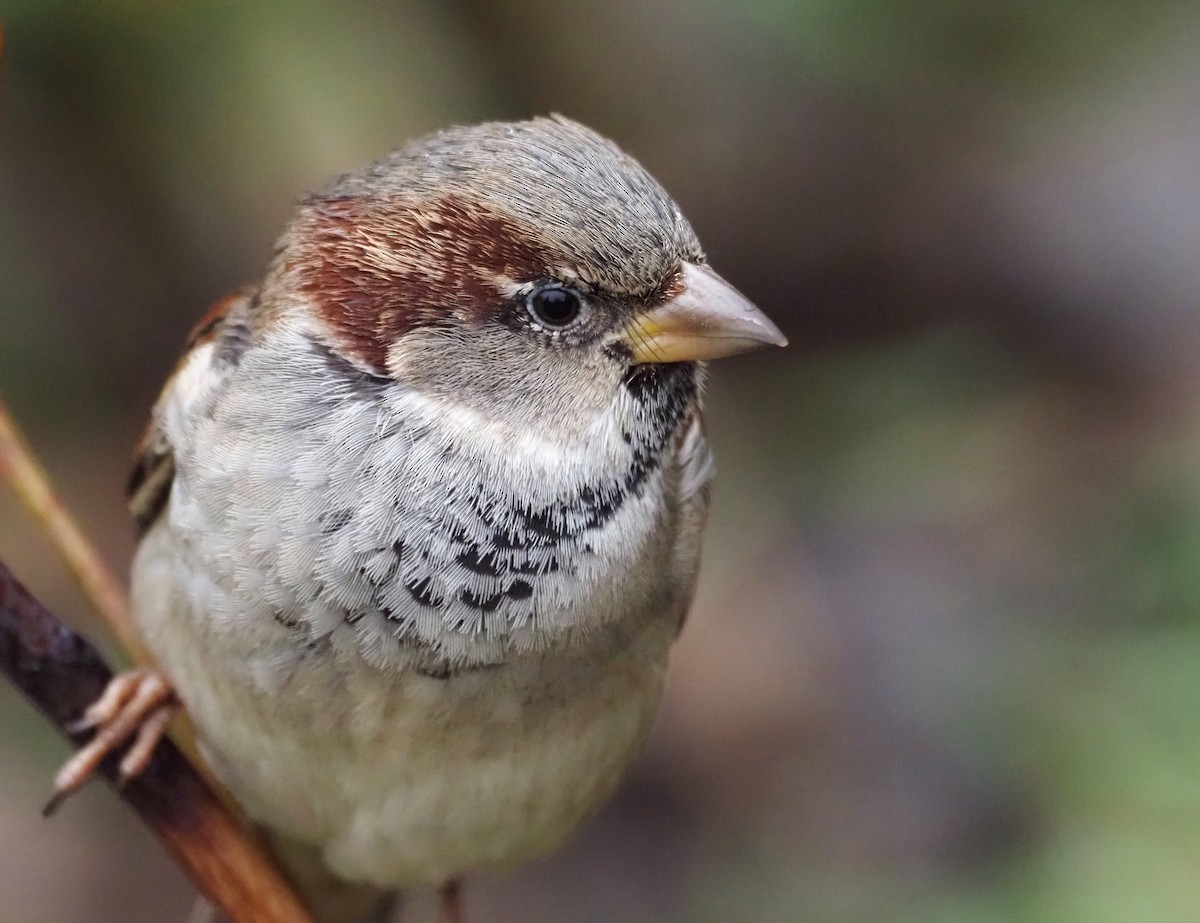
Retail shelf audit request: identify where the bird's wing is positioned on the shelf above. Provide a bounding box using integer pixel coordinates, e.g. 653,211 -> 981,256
128,288 -> 258,535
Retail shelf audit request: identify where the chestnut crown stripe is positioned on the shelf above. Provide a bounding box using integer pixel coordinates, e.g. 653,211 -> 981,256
292,194 -> 554,374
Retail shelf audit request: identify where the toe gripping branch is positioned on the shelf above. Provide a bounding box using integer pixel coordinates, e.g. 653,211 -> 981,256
0,557 -> 317,923
47,667 -> 177,815
0,560 -> 177,815
0,558 -> 131,775
0,556 -> 176,813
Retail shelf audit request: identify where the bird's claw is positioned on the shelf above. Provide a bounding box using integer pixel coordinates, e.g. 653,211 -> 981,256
45,668 -> 177,816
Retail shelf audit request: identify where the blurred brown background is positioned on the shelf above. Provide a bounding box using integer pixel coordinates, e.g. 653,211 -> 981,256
4,1 -> 1200,921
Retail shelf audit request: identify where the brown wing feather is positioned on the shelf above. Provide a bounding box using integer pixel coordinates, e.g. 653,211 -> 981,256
127,421 -> 176,536
127,288 -> 256,535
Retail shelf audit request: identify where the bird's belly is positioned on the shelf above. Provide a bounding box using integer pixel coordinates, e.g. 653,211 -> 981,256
204,639 -> 669,888
357,668 -> 665,884
132,527 -> 674,888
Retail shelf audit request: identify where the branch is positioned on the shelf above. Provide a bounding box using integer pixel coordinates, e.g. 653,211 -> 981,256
0,395 -> 142,659
0,557 -> 316,923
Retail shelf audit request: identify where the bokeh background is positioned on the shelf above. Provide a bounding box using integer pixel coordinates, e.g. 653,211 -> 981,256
3,2 -> 1200,921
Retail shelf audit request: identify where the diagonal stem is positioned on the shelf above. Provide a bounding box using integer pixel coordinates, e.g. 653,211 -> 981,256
0,394 -> 142,658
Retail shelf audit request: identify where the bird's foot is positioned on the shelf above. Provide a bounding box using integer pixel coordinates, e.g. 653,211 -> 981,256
44,667 -> 177,815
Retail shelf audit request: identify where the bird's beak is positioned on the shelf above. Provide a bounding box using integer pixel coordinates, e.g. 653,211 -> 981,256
620,263 -> 787,364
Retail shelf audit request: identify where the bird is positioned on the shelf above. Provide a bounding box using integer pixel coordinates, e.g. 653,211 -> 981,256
53,115 -> 786,922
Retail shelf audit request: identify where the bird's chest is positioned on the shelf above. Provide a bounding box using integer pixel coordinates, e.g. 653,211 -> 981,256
168,379 -> 681,671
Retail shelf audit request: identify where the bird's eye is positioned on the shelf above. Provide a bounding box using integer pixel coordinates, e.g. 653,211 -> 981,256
526,286 -> 584,328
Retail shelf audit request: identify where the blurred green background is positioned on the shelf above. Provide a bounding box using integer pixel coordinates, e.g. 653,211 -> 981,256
3,1 -> 1200,921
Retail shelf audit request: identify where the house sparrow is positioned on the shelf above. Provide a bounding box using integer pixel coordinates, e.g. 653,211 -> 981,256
57,116 -> 785,921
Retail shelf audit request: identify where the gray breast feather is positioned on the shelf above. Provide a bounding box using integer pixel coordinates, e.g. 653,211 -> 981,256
165,325 -> 703,671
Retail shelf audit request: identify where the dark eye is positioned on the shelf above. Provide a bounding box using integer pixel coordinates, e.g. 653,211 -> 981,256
526,286 -> 584,328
